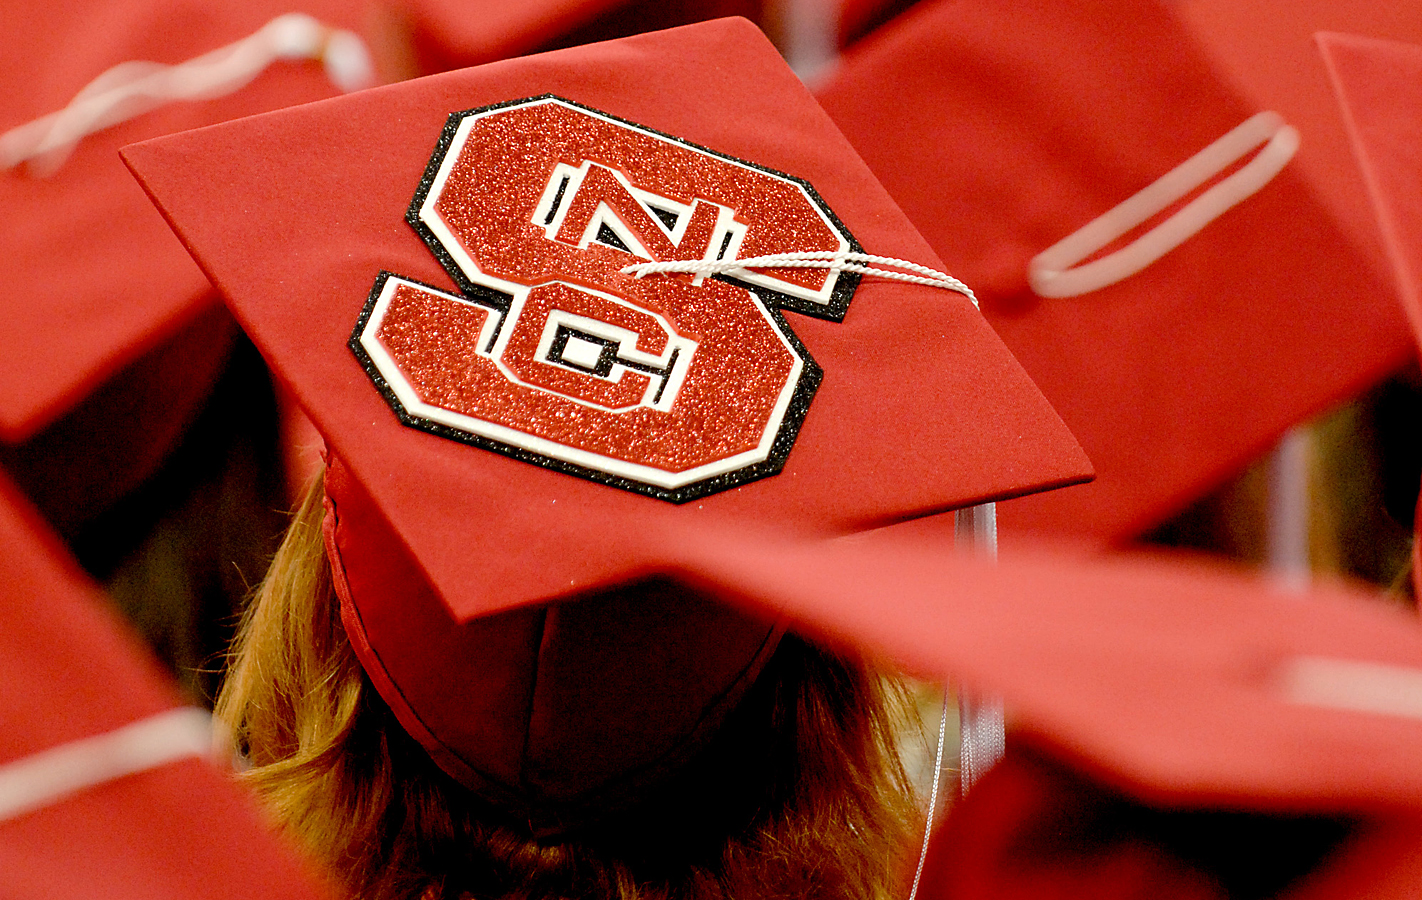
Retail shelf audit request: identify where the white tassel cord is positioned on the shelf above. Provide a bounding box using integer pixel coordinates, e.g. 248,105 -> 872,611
906,691 -> 952,900
954,502 -> 1004,796
623,251 -> 978,307
1,13 -> 375,176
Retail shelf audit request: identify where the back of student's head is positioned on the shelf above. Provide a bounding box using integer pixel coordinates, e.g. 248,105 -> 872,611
217,475 -> 918,900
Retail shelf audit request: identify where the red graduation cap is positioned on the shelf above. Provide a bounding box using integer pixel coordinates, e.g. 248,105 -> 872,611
1317,34 -> 1422,348
814,0 -> 1415,546
651,522 -> 1422,898
1316,32 -> 1422,600
1173,0 -> 1422,278
0,0 -> 370,531
0,471 -> 336,899
124,17 -> 1087,819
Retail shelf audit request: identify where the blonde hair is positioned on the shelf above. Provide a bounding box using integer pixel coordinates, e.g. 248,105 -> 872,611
218,475 -> 919,900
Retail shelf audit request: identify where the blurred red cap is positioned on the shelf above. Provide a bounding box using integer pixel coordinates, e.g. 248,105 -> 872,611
0,0 -> 369,530
0,470 -> 336,899
664,523 -> 1422,898
815,0 -> 1414,546
1317,33 -> 1422,347
1316,32 -> 1422,602
1174,0 -> 1422,279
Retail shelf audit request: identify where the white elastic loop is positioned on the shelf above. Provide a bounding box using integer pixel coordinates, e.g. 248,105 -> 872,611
1028,111 -> 1300,298
1267,427 -> 1313,592
0,707 -> 214,822
0,13 -> 376,176
622,251 -> 978,307
1281,657 -> 1422,721
323,29 -> 377,93
907,690 -> 952,900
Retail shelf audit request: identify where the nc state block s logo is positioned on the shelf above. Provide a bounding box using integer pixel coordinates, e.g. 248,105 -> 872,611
351,96 -> 861,502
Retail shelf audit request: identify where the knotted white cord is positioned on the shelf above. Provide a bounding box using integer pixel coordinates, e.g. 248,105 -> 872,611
622,251 -> 978,307
1,13 -> 375,176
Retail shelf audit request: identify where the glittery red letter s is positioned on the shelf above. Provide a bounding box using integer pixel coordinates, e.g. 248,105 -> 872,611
352,96 -> 860,502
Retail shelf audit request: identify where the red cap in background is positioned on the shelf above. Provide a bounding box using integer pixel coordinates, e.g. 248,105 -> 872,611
1173,0 -> 1422,280
1316,32 -> 1422,602
815,0 -> 1413,547
0,470 -> 337,900
0,0 -> 372,532
659,522 -> 1422,898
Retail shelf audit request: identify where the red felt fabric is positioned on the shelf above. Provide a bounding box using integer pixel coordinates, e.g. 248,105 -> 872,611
123,17 -> 1089,623
0,472 -> 336,900
815,0 -> 1414,546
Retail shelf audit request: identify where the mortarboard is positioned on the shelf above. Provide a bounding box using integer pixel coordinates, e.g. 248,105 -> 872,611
814,0 -> 1415,547
0,0 -> 372,533
1315,32 -> 1422,599
0,471 -> 336,899
123,17 -> 1089,823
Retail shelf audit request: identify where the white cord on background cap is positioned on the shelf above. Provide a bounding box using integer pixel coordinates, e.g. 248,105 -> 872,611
1281,657 -> 1422,721
1028,111 -> 1300,298
0,707 -> 214,822
0,13 -> 375,176
623,251 -> 979,307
